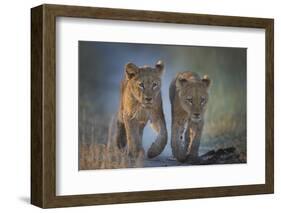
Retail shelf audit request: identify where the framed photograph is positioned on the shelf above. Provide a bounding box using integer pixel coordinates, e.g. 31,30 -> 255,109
31,4 -> 274,208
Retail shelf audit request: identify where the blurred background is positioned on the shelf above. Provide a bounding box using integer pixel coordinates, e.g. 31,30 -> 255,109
78,41 -> 247,168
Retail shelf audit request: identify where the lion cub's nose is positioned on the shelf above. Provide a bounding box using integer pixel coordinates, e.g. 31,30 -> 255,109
145,97 -> 152,102
193,113 -> 200,118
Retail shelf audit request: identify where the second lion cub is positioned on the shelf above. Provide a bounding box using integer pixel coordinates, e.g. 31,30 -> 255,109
169,71 -> 211,162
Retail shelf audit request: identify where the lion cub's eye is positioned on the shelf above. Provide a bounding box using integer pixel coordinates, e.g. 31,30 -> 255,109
139,82 -> 144,90
200,96 -> 206,105
186,96 -> 193,104
152,82 -> 158,89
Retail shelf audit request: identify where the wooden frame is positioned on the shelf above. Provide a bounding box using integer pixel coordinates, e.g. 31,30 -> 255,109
31,4 -> 274,208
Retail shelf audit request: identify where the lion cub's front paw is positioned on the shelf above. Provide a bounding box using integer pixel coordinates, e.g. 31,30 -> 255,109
147,143 -> 161,159
186,155 -> 200,164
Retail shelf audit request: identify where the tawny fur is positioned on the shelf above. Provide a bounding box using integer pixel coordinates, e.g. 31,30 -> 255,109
110,60 -> 168,165
169,72 -> 211,162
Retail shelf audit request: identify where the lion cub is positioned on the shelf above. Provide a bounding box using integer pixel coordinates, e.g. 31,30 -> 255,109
169,72 -> 211,163
113,61 -> 168,165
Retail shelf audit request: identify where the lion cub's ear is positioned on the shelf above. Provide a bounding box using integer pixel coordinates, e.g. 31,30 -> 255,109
176,73 -> 188,88
202,75 -> 211,88
125,62 -> 139,80
155,60 -> 164,76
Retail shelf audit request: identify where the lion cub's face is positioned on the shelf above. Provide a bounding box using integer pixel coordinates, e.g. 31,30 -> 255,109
125,61 -> 164,108
176,72 -> 211,122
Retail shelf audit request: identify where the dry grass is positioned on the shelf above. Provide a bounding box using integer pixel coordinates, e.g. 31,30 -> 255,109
204,113 -> 246,139
79,107 -> 144,170
79,142 -> 144,170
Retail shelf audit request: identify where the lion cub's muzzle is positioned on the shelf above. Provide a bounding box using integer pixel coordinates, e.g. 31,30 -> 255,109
142,96 -> 153,107
191,113 -> 201,122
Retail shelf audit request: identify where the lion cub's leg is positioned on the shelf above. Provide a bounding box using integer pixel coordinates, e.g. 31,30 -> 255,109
134,126 -> 145,167
115,119 -> 127,151
186,121 -> 203,162
147,111 -> 168,159
123,117 -> 145,167
171,117 -> 189,163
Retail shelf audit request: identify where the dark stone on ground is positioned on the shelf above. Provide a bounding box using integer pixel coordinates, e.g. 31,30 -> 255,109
144,147 -> 245,167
